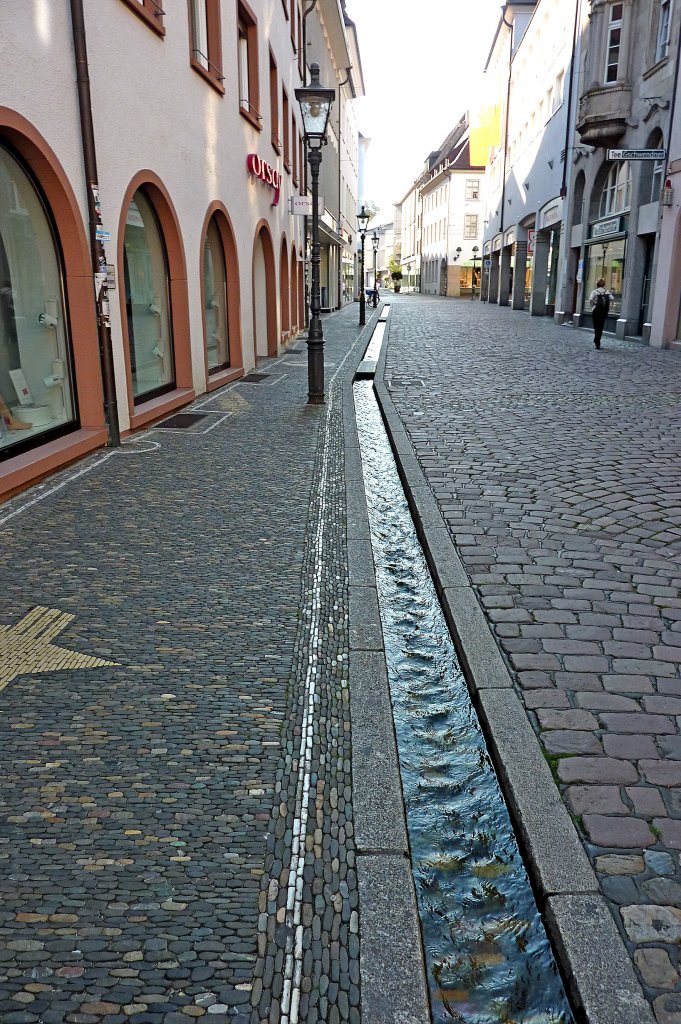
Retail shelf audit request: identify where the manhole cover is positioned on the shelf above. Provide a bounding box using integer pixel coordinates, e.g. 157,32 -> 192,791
241,373 -> 270,383
155,413 -> 207,429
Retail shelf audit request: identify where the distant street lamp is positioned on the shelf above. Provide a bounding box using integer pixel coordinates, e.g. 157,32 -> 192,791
371,231 -> 379,306
295,63 -> 335,405
471,245 -> 480,301
357,206 -> 369,325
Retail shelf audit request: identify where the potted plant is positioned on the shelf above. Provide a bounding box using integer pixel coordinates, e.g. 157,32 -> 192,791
388,256 -> 403,293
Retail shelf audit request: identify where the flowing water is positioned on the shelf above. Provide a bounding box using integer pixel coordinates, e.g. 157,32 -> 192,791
354,380 -> 573,1024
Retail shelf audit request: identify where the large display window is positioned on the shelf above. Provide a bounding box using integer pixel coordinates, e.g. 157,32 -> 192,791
583,238 -> 625,315
203,217 -> 230,373
0,144 -> 77,457
123,189 -> 175,402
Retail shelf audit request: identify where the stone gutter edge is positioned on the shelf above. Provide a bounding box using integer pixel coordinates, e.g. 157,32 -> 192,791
371,311 -> 655,1024
343,308 -> 431,1024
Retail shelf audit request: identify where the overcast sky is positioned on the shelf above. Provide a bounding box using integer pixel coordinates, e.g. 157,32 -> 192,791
346,0 -> 504,219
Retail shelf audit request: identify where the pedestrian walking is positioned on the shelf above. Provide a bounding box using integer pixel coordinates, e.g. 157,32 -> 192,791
588,277 -> 613,350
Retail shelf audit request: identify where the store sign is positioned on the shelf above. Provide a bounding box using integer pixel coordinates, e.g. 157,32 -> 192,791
246,154 -> 281,206
607,148 -> 666,161
541,204 -> 560,228
290,195 -> 324,215
527,229 -> 537,254
591,217 -> 621,238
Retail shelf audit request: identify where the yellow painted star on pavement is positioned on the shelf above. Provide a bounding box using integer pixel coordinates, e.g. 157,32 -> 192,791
0,605 -> 119,693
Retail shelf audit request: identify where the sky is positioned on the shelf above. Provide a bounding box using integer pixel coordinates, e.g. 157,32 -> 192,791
346,0 -> 504,219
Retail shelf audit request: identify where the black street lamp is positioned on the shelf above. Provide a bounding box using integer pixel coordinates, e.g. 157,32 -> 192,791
371,231 -> 379,306
295,63 -> 335,405
357,206 -> 369,326
471,245 -> 480,301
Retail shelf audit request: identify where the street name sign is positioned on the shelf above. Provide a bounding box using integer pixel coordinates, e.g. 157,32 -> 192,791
607,149 -> 666,160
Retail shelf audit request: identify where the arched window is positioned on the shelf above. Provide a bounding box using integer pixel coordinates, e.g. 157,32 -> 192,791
599,161 -> 632,217
123,189 -> 175,402
0,143 -> 77,457
203,217 -> 230,373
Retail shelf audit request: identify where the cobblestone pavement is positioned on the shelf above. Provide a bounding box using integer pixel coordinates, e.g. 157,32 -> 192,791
0,306 -> 366,1024
383,294 -> 681,1024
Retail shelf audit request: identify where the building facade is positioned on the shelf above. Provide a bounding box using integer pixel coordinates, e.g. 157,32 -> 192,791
558,0 -> 681,340
481,0 -> 579,317
0,0 -> 363,499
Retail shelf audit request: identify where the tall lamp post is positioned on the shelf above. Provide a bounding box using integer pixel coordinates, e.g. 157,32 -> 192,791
471,245 -> 480,301
357,206 -> 369,325
295,63 -> 335,405
371,231 -> 379,306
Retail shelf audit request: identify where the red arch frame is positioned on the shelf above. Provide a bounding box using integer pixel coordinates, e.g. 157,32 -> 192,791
0,108 -> 107,497
199,202 -> 244,391
116,170 -> 194,429
252,220 -> 277,360
280,235 -> 290,341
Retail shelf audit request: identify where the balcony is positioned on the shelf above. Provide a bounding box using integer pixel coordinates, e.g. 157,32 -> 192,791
576,84 -> 633,147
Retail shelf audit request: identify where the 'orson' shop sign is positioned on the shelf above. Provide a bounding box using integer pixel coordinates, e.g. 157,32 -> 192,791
247,154 -> 282,206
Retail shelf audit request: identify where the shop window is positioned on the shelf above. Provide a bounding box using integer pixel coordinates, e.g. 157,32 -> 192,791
189,0 -> 224,90
238,2 -> 260,127
465,179 -> 480,201
269,52 -> 280,151
0,144 -> 78,458
282,87 -> 291,173
119,0 -> 165,35
656,0 -> 672,62
464,214 -> 478,239
203,217 -> 230,374
599,161 -> 632,217
123,189 -> 175,403
605,3 -> 623,83
583,239 -> 625,315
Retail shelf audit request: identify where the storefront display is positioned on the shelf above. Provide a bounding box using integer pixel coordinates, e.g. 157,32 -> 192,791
203,217 -> 230,373
583,237 -> 625,316
0,144 -> 77,457
123,189 -> 175,402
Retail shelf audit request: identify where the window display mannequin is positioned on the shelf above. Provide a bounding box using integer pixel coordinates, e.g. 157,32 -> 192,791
0,393 -> 30,430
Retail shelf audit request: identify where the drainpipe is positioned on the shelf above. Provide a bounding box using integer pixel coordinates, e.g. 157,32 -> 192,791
499,7 -> 514,235
70,0 -> 119,447
561,0 -> 582,200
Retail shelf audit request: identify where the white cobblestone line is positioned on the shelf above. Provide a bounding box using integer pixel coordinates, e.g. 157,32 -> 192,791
0,451 -> 116,530
280,335 -> 371,1024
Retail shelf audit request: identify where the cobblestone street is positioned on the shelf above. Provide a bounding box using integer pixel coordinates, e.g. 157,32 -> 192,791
382,295 -> 681,1024
0,307 -> 368,1024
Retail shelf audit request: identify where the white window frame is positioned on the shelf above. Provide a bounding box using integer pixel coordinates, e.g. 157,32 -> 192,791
656,0 -> 672,62
604,3 -> 623,84
465,178 -> 480,201
464,214 -> 478,240
599,161 -> 632,217
238,25 -> 250,111
190,0 -> 209,70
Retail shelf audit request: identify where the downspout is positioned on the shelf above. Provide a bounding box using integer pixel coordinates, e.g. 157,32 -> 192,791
70,0 -> 119,447
647,11 -> 681,342
561,0 -> 581,199
337,69 -> 351,309
301,0 -> 316,326
499,8 -> 514,235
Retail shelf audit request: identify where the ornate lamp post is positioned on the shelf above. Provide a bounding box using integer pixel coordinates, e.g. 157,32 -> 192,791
471,245 -> 480,301
295,63 -> 335,405
371,231 -> 379,306
357,206 -> 369,325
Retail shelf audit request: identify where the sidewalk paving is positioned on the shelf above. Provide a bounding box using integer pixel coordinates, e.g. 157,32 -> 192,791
380,294 -> 681,1024
0,305 -> 394,1024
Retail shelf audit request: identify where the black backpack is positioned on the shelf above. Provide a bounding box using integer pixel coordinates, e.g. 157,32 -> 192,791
595,291 -> 610,313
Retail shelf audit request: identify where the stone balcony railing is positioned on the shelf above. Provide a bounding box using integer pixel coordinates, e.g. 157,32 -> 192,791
576,84 -> 633,147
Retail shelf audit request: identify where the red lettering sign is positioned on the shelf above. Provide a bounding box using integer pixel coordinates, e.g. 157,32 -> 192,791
247,154 -> 281,206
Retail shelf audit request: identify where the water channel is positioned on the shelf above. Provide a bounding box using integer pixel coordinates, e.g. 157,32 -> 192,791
354,378 -> 573,1024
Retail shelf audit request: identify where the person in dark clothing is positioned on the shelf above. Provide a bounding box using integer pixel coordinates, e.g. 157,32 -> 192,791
589,276 -> 614,349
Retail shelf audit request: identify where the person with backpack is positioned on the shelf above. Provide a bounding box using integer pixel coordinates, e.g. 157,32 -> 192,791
589,277 -> 614,350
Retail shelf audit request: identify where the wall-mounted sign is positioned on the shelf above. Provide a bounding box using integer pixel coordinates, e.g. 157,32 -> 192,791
591,217 -> 621,238
290,195 -> 324,215
527,229 -> 537,254
541,204 -> 560,228
607,149 -> 666,161
247,154 -> 282,206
